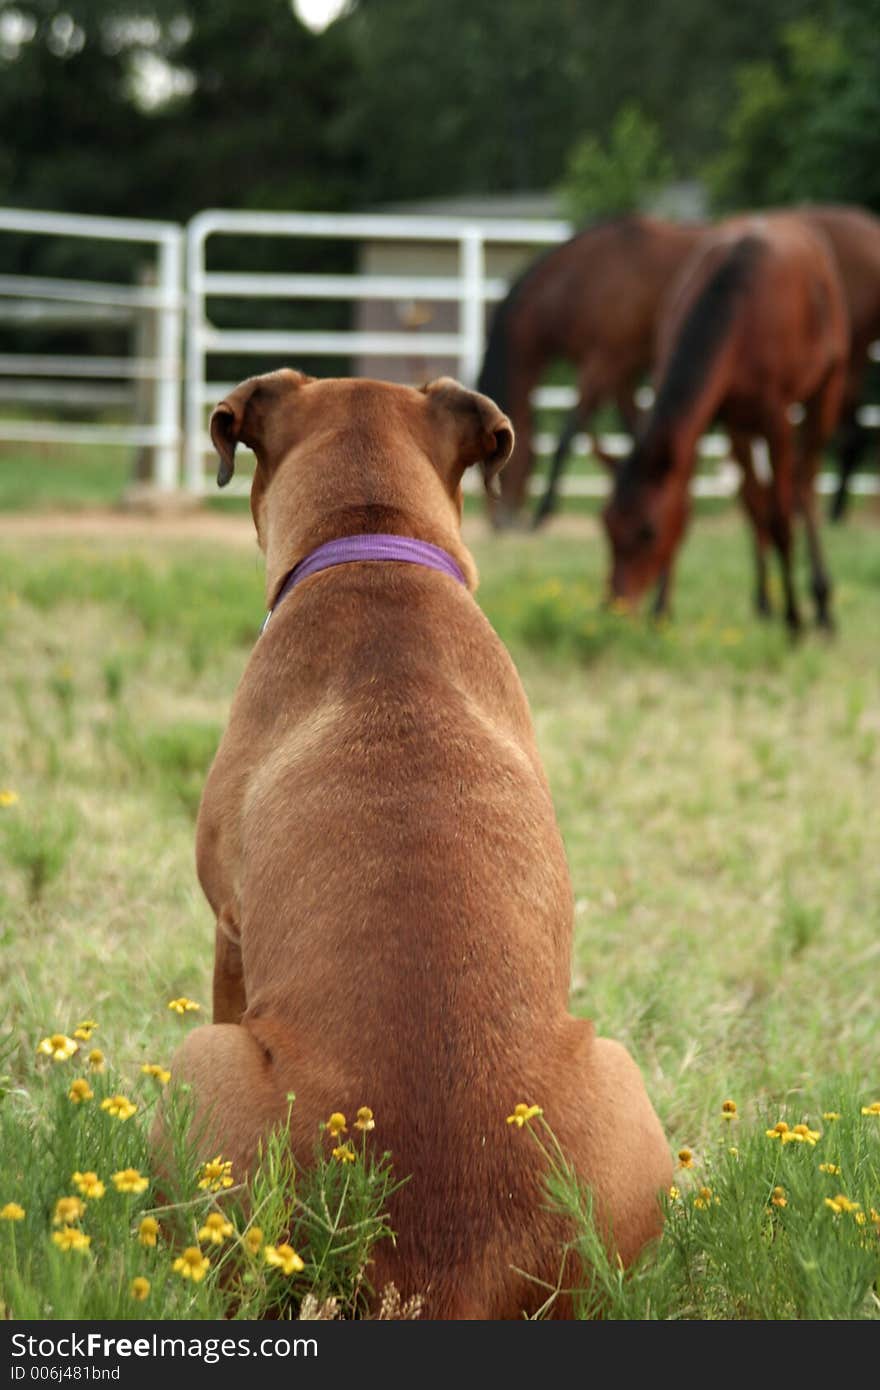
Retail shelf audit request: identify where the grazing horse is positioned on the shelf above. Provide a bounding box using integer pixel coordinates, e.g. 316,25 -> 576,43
476,216 -> 707,528
799,205 -> 880,521
603,213 -> 848,632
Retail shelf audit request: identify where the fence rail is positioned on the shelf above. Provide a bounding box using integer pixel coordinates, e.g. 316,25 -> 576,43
0,207 -> 183,490
1,204 -> 878,503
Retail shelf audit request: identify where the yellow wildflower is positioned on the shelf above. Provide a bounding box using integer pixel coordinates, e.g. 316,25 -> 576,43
72,1172 -> 105,1200
141,1063 -> 171,1084
354,1106 -> 375,1132
138,1217 -> 160,1248
825,1193 -> 861,1216
721,1100 -> 737,1120
0,1202 -> 25,1221
855,1212 -> 867,1227
728,1147 -> 739,1157
68,1078 -> 94,1104
667,1186 -> 680,1202
52,1227 -> 91,1253
37,1034 -> 78,1063
101,1094 -> 137,1121
782,1123 -> 820,1146
73,1021 -> 98,1042
506,1103 -> 543,1129
822,1112 -> 841,1122
0,789 -> 20,807
197,1156 -> 233,1192
860,1101 -> 880,1116
112,1168 -> 149,1195
694,1187 -> 715,1210
819,1163 -> 840,1176
130,1277 -> 151,1301
770,1186 -> 787,1208
87,1049 -> 105,1073
677,1148 -> 694,1169
168,997 -> 201,1015
265,1243 -> 305,1276
53,1196 -> 86,1226
325,1112 -> 347,1138
332,1143 -> 356,1164
766,1121 -> 789,1140
244,1226 -> 263,1255
172,1247 -> 210,1283
198,1212 -> 234,1246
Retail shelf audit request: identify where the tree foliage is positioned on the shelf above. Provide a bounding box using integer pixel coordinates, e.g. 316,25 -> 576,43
559,106 -> 673,223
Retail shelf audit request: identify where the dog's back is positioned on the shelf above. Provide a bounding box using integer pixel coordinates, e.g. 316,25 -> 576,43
164,371 -> 672,1318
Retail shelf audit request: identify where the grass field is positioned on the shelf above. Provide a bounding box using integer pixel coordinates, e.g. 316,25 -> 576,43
1,499 -> 879,1317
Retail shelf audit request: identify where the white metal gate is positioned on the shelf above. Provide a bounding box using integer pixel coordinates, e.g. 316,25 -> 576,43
184,209 -> 569,494
0,207 -> 183,490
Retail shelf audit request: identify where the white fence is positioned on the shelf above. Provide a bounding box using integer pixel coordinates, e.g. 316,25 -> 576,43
0,208 -> 183,489
1,205 -> 879,501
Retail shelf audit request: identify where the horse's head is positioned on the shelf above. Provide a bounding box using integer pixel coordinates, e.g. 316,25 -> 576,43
602,444 -> 690,605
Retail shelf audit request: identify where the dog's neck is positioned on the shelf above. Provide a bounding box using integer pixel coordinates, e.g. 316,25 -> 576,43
262,501 -> 478,609
262,533 -> 469,632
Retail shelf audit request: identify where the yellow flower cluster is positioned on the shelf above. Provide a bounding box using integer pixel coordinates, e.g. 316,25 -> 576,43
73,1021 -> 98,1042
130,1277 -> 151,1302
677,1148 -> 694,1170
265,1243 -> 305,1276
168,998 -> 201,1015
138,1217 -> 160,1248
824,1193 -> 861,1217
720,1100 -> 737,1121
198,1212 -> 233,1246
765,1121 -> 820,1145
101,1094 -> 137,1121
0,1202 -> 25,1221
88,1049 -> 105,1072
112,1169 -> 149,1195
818,1163 -> 840,1176
68,1079 -> 94,1104
53,1227 -> 91,1253
332,1143 -> 356,1164
770,1186 -> 787,1209
172,1247 -> 210,1283
693,1186 -> 718,1210
72,1172 -> 105,1200
860,1101 -> 880,1116
37,1034 -> 79,1063
141,1063 -> 171,1084
244,1226 -> 263,1255
197,1156 -> 234,1192
325,1112 -> 347,1138
0,789 -> 20,807
506,1103 -> 543,1129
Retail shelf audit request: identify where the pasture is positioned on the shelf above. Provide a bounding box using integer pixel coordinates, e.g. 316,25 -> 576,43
1,500 -> 879,1317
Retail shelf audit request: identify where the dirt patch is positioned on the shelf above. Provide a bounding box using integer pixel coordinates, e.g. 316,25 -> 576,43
0,506 -> 601,546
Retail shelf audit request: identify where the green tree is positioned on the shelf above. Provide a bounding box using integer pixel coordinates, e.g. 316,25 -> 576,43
558,106 -> 673,223
707,6 -> 880,213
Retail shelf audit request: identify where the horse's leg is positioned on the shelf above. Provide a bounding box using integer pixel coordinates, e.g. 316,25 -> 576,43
731,430 -> 773,618
828,407 -> 870,524
763,410 -> 802,635
493,358 -> 543,531
532,405 -> 584,530
800,367 -> 845,630
651,565 -> 676,620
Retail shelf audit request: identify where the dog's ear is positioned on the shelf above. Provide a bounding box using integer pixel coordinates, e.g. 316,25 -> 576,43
422,377 -> 514,493
209,368 -> 312,487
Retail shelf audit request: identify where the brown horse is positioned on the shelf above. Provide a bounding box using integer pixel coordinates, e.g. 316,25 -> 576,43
603,212 -> 848,632
799,205 -> 880,521
476,216 -> 707,528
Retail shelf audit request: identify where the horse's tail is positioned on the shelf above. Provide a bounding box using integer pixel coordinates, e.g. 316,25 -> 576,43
653,235 -> 763,426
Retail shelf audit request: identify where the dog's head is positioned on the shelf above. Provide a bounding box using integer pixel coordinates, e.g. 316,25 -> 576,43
209,370 -> 513,598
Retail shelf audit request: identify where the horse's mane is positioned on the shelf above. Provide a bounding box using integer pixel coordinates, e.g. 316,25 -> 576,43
651,234 -> 764,430
475,218 -> 637,411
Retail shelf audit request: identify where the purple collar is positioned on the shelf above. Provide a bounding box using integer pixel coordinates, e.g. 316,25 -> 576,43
261,533 -> 467,633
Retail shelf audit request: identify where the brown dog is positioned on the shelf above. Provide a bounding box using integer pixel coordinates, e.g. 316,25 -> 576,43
162,369 -> 672,1318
